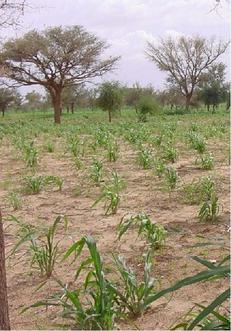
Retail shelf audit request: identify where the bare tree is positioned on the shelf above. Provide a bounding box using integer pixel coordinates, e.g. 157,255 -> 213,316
0,26 -> 119,123
0,0 -> 26,28
146,36 -> 229,109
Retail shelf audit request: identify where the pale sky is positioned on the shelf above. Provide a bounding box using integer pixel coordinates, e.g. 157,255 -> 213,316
2,0 -> 231,91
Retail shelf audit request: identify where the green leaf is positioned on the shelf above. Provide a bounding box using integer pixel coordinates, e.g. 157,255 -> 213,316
144,265 -> 229,307
188,288 -> 230,329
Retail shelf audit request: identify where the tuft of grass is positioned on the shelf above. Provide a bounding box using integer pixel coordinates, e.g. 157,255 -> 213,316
198,153 -> 214,170
43,141 -> 54,153
7,192 -> 22,210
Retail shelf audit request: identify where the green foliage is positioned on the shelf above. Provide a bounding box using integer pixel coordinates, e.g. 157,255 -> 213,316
90,159 -> 103,185
8,215 -> 67,278
162,144 -> 178,163
187,132 -> 206,154
198,153 -> 214,170
98,81 -> 123,122
43,141 -> 54,153
31,236 -> 118,330
182,176 -> 216,205
23,141 -> 38,170
170,256 -> 230,330
106,139 -> 119,162
23,175 -> 63,194
136,95 -> 159,122
198,193 -> 219,222
137,147 -> 153,169
7,192 -> 22,210
23,175 -> 44,194
112,250 -> 157,317
153,157 -> 166,177
28,235 -> 158,328
143,255 -> 230,315
164,166 -> 179,190
92,171 -> 124,215
117,213 -> 167,249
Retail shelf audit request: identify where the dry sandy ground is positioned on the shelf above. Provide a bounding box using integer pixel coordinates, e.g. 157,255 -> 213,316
0,132 -> 229,330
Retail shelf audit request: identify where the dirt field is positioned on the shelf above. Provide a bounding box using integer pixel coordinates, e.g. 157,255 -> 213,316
0,109 -> 229,330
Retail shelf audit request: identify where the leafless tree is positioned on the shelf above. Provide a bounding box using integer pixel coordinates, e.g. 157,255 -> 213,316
0,0 -> 26,28
0,26 -> 119,123
146,36 -> 229,109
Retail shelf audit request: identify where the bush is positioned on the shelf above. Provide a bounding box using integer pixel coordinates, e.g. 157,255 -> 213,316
136,95 -> 159,122
98,81 -> 123,122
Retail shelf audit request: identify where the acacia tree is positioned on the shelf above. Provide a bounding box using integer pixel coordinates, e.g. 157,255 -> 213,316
98,81 -> 123,122
199,63 -> 228,111
0,25 -> 119,123
0,0 -> 26,27
146,36 -> 229,109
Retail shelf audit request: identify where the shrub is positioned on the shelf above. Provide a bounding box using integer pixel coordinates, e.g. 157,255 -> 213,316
98,81 -> 123,122
136,95 -> 159,122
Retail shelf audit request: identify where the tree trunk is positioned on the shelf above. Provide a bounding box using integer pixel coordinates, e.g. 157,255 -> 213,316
185,94 -> 192,110
0,210 -> 10,330
51,89 -> 62,124
108,109 -> 112,122
71,102 -> 74,114
67,106 -> 70,113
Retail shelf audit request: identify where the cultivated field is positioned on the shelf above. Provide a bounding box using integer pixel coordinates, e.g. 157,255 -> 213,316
0,108 -> 229,330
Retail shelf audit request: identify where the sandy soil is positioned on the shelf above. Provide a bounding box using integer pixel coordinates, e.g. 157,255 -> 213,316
0,124 -> 229,330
